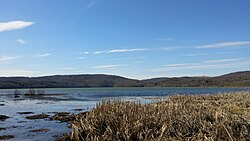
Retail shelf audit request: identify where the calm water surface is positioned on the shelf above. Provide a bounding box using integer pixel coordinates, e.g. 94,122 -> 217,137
0,87 -> 249,141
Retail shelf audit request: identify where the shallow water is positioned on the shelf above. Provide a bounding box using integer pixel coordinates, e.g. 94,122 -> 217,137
0,87 -> 249,141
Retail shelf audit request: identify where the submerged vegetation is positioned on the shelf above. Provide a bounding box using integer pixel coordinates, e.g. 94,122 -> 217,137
0,115 -> 9,121
63,92 -> 250,141
30,128 -> 50,133
24,89 -> 45,96
12,89 -> 46,97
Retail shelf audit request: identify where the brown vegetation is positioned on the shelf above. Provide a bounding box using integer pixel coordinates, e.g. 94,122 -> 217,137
25,114 -> 49,120
0,135 -> 14,140
30,128 -> 50,133
66,92 -> 250,141
50,112 -> 76,122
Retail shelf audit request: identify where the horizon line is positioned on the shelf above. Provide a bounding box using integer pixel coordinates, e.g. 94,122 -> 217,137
0,70 -> 249,80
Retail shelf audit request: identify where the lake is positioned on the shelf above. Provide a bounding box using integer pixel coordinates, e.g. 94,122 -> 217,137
0,87 -> 249,141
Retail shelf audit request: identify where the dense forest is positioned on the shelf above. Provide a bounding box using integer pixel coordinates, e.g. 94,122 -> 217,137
0,71 -> 249,89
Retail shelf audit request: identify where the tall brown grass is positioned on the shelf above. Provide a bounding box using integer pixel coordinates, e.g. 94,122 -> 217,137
67,92 -> 250,141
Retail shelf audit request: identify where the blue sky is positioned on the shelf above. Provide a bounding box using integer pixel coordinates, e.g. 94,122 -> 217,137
0,0 -> 250,79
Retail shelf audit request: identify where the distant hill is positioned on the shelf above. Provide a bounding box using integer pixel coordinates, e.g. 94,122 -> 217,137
0,71 -> 249,89
0,74 -> 141,89
143,71 -> 250,87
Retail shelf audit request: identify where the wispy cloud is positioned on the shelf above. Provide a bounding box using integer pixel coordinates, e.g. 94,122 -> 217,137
162,47 -> 180,51
80,51 -> 89,55
34,53 -> 51,58
63,68 -> 75,70
108,48 -> 147,53
184,53 -> 207,57
153,58 -> 248,72
0,21 -> 34,32
0,55 -> 22,63
94,48 -> 147,54
79,0 -> 96,14
85,0 -> 96,10
163,63 -> 198,67
156,37 -> 173,41
93,64 -> 129,69
15,39 -> 27,44
77,57 -> 87,59
204,58 -> 243,63
94,50 -> 107,54
186,61 -> 250,70
94,47 -> 181,55
197,41 -> 250,49
0,69 -> 35,77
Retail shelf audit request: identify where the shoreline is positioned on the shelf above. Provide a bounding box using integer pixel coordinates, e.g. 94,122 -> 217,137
0,86 -> 250,90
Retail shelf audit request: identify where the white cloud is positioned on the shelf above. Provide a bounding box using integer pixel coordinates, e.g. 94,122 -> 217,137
204,58 -> 243,63
16,39 -> 27,44
163,63 -> 198,67
93,64 -> 129,69
0,55 -> 22,63
0,21 -> 34,32
94,47 -> 181,55
34,53 -> 51,58
94,50 -> 107,54
80,51 -> 89,55
94,48 -> 147,54
108,48 -> 147,53
197,41 -> 250,49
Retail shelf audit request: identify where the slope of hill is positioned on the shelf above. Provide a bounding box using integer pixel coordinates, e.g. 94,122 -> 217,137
0,71 -> 249,88
146,71 -> 250,87
0,74 -> 141,89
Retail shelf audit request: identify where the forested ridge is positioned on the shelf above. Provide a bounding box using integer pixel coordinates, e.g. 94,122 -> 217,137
0,71 -> 249,89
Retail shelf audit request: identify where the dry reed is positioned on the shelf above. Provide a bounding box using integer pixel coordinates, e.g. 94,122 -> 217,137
66,92 -> 250,141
